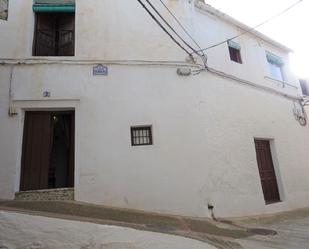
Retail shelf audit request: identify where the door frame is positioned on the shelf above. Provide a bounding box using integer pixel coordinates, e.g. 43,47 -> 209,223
254,137 -> 285,204
15,106 -> 77,193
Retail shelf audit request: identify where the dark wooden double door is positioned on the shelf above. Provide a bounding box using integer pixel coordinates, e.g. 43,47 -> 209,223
254,139 -> 280,204
33,13 -> 75,56
20,111 -> 74,191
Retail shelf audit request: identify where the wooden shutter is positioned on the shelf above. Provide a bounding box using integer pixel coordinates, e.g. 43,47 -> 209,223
67,113 -> 75,187
34,13 -> 56,56
254,139 -> 281,204
58,13 -> 75,56
20,112 -> 53,191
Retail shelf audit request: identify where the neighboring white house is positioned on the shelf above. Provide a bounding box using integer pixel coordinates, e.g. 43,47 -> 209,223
0,0 -> 8,20
0,0 -> 309,218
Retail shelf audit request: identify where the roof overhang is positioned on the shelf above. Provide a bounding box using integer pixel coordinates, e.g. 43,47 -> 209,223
194,0 -> 293,53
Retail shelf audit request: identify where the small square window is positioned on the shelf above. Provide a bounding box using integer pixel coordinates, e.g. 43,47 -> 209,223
229,46 -> 242,64
131,126 -> 152,146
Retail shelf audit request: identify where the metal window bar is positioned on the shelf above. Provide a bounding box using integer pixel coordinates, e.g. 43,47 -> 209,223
131,126 -> 152,146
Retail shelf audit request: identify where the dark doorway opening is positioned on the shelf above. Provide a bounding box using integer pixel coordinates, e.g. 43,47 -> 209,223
254,139 -> 280,204
20,111 -> 74,191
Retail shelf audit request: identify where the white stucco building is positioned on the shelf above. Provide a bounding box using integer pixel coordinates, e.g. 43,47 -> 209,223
0,0 -> 309,218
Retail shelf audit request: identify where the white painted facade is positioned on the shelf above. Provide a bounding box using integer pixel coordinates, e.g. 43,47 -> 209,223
0,0 -> 309,218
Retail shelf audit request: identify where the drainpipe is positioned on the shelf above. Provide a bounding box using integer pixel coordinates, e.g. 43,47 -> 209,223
208,203 -> 217,221
8,65 -> 18,117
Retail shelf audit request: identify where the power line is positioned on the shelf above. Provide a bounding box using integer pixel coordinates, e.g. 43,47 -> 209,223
144,0 -> 199,55
136,0 -> 192,57
144,0 -> 207,68
158,0 -> 203,51
191,0 -> 304,55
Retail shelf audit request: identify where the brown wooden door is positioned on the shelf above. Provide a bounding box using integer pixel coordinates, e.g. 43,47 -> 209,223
254,139 -> 280,204
67,114 -> 75,187
33,13 -> 75,56
20,112 -> 53,191
20,111 -> 75,191
34,13 -> 56,56
58,13 -> 75,56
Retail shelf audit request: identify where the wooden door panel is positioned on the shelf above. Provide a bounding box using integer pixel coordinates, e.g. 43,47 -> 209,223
33,13 -> 75,56
20,112 -> 52,191
39,113 -> 53,188
58,13 -> 75,56
67,113 -> 75,187
34,14 -> 56,56
20,113 -> 32,191
254,139 -> 280,203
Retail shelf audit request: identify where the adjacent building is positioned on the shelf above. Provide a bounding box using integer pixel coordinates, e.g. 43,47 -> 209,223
0,0 -> 309,218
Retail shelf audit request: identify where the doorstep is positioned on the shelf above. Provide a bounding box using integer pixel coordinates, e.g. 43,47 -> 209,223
15,188 -> 74,201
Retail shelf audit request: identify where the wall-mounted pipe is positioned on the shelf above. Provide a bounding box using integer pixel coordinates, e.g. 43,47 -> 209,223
8,66 -> 17,117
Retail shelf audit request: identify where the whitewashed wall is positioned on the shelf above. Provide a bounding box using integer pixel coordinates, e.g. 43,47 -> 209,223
0,0 -> 308,218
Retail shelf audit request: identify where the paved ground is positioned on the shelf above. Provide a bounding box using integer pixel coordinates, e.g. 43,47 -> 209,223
0,200 -> 250,249
1,200 -> 309,248
0,210 -> 217,249
235,208 -> 309,248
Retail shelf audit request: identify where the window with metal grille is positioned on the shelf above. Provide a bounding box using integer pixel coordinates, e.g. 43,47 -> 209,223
131,126 -> 153,146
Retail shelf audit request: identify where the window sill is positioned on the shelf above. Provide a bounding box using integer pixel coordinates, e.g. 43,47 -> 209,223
264,76 -> 298,90
230,60 -> 242,64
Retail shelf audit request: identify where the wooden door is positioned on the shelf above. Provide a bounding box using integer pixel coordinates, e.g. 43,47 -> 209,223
33,13 -> 75,56
254,139 -> 280,204
20,112 -> 53,191
58,13 -> 75,56
34,13 -> 56,56
67,113 -> 75,187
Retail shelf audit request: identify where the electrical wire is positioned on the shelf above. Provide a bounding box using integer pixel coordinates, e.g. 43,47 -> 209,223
144,0 -> 200,55
158,0 -> 203,51
8,66 -> 16,116
303,100 -> 309,106
191,0 -> 304,55
206,66 -> 301,101
137,0 -> 192,57
158,0 -> 208,68
137,0 -> 208,69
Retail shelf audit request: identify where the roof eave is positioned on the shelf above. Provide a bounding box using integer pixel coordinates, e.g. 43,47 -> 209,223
194,1 -> 293,53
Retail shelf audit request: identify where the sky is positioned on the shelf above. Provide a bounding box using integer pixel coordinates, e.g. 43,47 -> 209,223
205,0 -> 309,79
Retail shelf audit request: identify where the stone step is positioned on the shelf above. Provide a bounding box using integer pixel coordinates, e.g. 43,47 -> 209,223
15,188 -> 74,201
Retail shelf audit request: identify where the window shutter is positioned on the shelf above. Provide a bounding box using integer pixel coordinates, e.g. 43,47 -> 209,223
227,40 -> 241,50
33,0 -> 75,13
34,0 -> 75,4
58,13 -> 75,56
34,14 -> 56,56
266,51 -> 284,66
